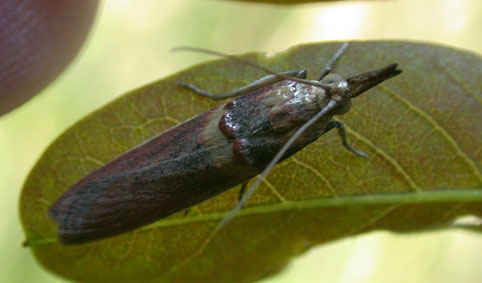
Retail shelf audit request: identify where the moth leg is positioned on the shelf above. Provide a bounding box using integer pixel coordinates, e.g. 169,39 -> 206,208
183,208 -> 191,217
237,182 -> 248,208
178,69 -> 307,101
326,120 -> 367,158
318,42 -> 349,81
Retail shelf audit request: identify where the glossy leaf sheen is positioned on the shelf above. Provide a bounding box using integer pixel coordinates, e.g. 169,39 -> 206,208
20,41 -> 482,282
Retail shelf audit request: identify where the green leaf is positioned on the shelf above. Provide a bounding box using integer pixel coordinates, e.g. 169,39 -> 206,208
20,41 -> 482,282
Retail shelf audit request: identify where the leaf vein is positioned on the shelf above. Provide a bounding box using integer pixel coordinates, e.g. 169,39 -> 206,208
345,205 -> 399,236
26,190 -> 482,247
291,157 -> 338,198
435,60 -> 482,105
380,85 -> 482,184
341,122 -> 421,192
262,177 -> 289,203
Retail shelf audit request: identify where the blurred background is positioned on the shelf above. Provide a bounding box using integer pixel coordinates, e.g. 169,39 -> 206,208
0,0 -> 481,282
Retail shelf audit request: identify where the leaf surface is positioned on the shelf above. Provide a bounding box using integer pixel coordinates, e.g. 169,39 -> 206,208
20,41 -> 482,282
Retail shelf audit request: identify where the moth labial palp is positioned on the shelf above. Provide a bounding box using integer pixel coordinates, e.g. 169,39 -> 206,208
48,43 -> 401,245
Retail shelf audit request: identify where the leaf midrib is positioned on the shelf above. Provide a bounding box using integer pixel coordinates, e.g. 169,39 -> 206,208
27,189 -> 482,247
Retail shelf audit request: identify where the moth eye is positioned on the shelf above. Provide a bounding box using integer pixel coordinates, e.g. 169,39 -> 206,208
334,100 -> 352,115
321,74 -> 343,84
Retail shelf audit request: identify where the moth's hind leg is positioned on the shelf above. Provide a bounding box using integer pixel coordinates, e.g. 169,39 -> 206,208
237,182 -> 248,208
325,120 -> 367,158
177,69 -> 307,101
183,208 -> 191,217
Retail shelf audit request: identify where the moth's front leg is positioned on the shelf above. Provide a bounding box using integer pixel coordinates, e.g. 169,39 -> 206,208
325,120 -> 367,158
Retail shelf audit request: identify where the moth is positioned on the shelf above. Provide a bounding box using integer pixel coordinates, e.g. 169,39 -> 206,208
48,43 -> 402,245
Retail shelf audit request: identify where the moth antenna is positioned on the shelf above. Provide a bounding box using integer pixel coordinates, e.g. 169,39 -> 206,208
171,46 -> 333,90
217,99 -> 339,228
318,42 -> 349,81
